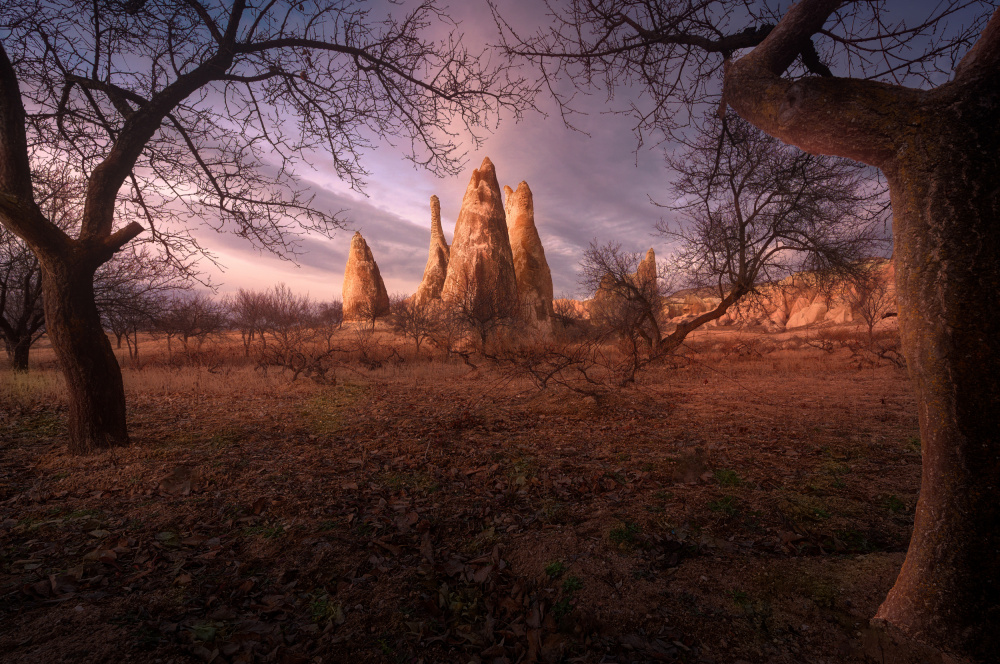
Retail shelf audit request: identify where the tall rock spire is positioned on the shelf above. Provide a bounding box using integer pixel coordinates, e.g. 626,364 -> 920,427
413,195 -> 450,307
505,181 -> 554,332
636,248 -> 657,288
342,231 -> 390,322
441,157 -> 518,319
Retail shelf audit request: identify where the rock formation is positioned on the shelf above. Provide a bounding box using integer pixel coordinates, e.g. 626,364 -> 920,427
659,259 -> 896,331
589,247 -> 660,318
342,231 -> 390,322
636,248 -> 657,288
503,185 -> 515,220
413,195 -> 450,307
441,157 -> 518,318
504,181 -> 554,331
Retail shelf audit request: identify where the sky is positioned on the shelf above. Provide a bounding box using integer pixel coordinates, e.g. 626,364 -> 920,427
192,0 -> 983,302
199,0 -> 676,302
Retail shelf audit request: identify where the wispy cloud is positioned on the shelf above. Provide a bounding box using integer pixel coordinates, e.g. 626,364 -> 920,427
201,0 -> 681,301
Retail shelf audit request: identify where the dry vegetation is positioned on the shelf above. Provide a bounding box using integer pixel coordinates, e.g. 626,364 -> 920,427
0,322 -> 918,664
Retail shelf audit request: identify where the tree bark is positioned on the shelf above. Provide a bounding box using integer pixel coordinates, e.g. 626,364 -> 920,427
723,4 -> 1000,660
9,334 -> 30,371
40,256 -> 130,453
868,84 -> 1000,662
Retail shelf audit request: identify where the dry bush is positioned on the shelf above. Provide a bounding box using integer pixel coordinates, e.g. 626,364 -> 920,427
551,298 -> 593,342
389,293 -> 439,355
484,330 -> 672,397
804,325 -> 905,368
717,336 -> 780,358
154,292 -> 227,362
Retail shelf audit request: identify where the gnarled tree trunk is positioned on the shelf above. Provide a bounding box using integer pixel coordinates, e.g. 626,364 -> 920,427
9,334 -> 30,371
871,86 -> 1000,660
40,255 -> 130,452
724,3 -> 1000,660
1,41 -> 141,453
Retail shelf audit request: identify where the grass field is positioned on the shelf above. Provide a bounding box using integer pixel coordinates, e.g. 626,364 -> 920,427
0,324 -> 918,663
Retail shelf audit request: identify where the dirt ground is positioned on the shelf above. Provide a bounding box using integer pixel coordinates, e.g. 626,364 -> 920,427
0,327 -> 920,663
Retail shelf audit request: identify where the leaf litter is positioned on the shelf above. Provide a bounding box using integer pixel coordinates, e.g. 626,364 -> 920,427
0,345 -> 919,662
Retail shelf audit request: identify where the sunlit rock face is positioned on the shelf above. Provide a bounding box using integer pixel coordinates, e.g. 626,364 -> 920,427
636,248 -> 657,289
664,259 -> 896,330
786,296 -> 829,329
589,247 -> 660,320
342,231 -> 390,321
441,157 -> 518,315
413,195 -> 450,307
553,298 -> 588,321
504,181 -> 554,332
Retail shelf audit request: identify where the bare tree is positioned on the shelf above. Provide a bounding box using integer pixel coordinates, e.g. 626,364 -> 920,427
446,264 -> 523,350
0,1 -> 534,452
97,246 -> 190,362
583,116 -> 881,362
156,292 -> 226,360
315,298 -> 344,333
496,1 -> 1000,656
348,296 -> 388,334
389,293 -> 439,355
427,303 -> 469,360
0,226 -> 43,371
226,288 -> 271,357
582,243 -> 667,356
256,283 -> 314,367
850,264 -> 897,344
2,164 -> 187,370
657,112 -> 886,341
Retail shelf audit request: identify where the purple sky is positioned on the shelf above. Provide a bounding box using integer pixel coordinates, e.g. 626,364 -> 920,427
201,0 -> 673,301
198,0 -> 981,302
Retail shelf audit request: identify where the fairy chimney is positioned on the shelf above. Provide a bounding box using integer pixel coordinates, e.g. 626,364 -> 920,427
505,181 -> 554,331
440,157 -> 518,317
342,231 -> 390,322
413,195 -> 450,307
636,248 -> 657,288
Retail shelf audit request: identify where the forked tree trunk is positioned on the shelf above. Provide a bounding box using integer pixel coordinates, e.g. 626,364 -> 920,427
721,3 -> 1000,659
41,258 -> 130,453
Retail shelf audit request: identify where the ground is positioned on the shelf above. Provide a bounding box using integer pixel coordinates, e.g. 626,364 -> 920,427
0,326 -> 919,663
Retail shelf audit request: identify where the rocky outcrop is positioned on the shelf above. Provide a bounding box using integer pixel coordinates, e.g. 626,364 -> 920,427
661,259 -> 896,331
636,248 -> 657,288
505,181 -> 554,331
413,195 -> 450,307
441,157 -> 518,317
342,231 -> 390,321
589,247 -> 660,318
553,298 -> 588,321
503,185 -> 515,220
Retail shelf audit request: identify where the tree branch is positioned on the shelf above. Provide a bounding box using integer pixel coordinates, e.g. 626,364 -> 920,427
954,7 -> 1000,83
723,0 -> 914,167
80,2 -> 248,244
0,41 -> 34,202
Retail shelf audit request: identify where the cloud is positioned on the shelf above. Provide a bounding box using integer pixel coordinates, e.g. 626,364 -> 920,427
197,0 -> 682,300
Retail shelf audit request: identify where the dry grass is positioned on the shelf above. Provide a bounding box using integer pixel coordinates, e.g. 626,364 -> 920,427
0,323 -> 918,664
